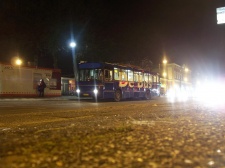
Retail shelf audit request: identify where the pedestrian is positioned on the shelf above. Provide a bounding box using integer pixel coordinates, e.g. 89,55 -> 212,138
38,79 -> 46,97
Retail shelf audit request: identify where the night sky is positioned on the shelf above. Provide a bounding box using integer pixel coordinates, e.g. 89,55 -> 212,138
1,0 -> 225,75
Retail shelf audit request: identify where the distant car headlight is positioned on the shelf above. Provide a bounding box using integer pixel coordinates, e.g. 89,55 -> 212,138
93,89 -> 98,94
76,89 -> 80,94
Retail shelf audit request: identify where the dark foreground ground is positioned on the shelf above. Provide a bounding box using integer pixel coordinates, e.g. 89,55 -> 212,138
1,97 -> 225,168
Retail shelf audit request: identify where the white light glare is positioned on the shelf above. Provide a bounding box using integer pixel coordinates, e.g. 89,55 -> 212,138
70,42 -> 76,48
15,59 -> 22,65
166,87 -> 190,102
76,89 -> 80,93
93,89 -> 98,94
195,80 -> 225,106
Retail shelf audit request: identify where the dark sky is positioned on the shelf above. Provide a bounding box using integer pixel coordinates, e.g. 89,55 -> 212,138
1,0 -> 225,75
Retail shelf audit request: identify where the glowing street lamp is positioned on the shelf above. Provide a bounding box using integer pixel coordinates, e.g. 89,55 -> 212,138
15,58 -> 22,66
161,58 -> 168,94
69,41 -> 78,82
163,59 -> 167,64
70,42 -> 76,48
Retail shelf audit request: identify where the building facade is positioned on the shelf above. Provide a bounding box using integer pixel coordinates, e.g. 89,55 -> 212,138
160,63 -> 192,94
0,62 -> 61,97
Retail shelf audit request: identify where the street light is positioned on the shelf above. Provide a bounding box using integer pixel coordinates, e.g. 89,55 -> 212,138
11,57 -> 23,66
70,42 -> 76,48
69,41 -> 78,83
163,59 -> 167,64
15,58 -> 22,66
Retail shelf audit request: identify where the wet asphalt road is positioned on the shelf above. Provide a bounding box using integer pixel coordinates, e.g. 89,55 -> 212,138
1,96 -> 225,168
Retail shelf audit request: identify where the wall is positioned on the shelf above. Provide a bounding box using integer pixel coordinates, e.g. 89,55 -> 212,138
0,63 -> 61,97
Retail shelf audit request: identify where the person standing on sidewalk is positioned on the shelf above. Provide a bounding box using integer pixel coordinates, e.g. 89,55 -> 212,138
38,79 -> 46,97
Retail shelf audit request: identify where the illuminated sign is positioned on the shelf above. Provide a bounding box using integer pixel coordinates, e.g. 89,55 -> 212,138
217,7 -> 225,24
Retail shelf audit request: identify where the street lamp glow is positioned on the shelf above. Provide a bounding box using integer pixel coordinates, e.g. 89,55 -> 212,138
163,59 -> 167,64
70,42 -> 76,48
15,58 -> 22,65
185,68 -> 189,72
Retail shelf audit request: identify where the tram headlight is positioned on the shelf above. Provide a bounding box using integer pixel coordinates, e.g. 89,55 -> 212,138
76,89 -> 80,94
93,89 -> 98,95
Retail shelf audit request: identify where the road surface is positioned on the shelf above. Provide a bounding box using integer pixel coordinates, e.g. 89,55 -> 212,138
1,96 -> 225,168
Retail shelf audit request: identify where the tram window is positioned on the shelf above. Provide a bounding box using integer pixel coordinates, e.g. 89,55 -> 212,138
148,75 -> 153,88
138,72 -> 143,82
149,75 -> 153,83
128,70 -> 133,81
144,73 -> 149,83
134,71 -> 143,82
93,69 -> 102,80
79,69 -> 103,81
110,70 -> 113,80
104,69 -> 113,81
114,68 -> 120,80
120,69 -> 127,81
79,70 -> 85,81
153,75 -> 157,82
134,71 -> 138,82
114,68 -> 127,81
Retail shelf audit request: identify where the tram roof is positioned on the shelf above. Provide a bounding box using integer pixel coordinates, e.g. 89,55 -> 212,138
78,61 -> 158,74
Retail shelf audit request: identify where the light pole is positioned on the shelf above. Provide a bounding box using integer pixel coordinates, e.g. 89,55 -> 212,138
70,41 -> 77,81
